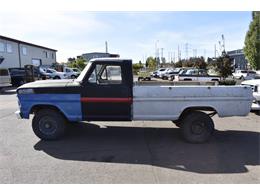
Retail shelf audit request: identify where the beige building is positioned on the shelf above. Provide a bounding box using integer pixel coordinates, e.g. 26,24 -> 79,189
0,35 -> 57,69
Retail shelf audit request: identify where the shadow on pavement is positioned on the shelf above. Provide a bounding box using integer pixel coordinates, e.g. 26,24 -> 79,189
34,122 -> 260,174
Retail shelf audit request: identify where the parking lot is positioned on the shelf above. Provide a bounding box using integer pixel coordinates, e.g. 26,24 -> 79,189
0,87 -> 259,183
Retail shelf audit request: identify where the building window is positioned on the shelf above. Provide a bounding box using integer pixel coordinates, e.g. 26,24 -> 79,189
43,51 -> 48,58
0,42 -> 5,52
22,46 -> 27,55
52,53 -> 55,59
6,43 -> 12,53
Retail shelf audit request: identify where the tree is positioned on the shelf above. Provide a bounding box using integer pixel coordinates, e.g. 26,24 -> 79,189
132,61 -> 143,75
244,11 -> 260,70
145,56 -> 157,70
208,54 -> 232,78
175,57 -> 207,69
67,57 -> 86,70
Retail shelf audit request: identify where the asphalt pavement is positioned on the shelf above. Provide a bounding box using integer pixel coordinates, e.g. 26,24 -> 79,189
0,88 -> 259,183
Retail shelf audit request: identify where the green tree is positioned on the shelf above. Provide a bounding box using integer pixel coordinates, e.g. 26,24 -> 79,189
145,56 -> 157,70
132,61 -> 143,75
208,55 -> 232,78
244,11 -> 260,70
67,57 -> 86,70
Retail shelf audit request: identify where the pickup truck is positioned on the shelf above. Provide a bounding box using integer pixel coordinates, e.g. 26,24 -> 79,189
242,79 -> 260,114
175,68 -> 220,82
15,58 -> 253,143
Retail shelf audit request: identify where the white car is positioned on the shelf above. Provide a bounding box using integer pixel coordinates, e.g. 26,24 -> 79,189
64,67 -> 81,79
46,68 -> 68,79
157,68 -> 171,78
0,68 -> 12,90
242,79 -> 260,113
175,68 -> 220,82
232,70 -> 256,80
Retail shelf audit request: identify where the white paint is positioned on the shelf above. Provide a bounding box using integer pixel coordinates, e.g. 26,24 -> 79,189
132,85 -> 253,120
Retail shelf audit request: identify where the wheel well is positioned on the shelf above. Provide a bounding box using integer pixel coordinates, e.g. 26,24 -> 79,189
178,107 -> 218,121
30,105 -> 68,120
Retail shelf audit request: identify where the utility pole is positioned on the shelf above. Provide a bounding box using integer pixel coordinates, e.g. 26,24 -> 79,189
193,49 -> 197,57
214,44 -> 217,58
105,41 -> 108,53
185,43 -> 189,59
178,45 -> 181,61
222,34 -> 225,53
204,49 -> 207,59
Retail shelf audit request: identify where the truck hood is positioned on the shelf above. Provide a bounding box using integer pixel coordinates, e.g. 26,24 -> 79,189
18,79 -> 80,89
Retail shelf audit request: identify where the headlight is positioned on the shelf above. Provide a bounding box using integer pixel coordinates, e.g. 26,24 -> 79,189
18,89 -> 34,94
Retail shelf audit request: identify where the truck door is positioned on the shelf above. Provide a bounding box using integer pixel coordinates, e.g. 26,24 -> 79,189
81,61 -> 133,121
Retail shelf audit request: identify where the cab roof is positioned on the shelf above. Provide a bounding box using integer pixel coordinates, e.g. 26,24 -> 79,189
90,58 -> 132,62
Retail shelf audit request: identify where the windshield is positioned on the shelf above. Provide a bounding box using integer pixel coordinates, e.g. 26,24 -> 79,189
76,61 -> 92,82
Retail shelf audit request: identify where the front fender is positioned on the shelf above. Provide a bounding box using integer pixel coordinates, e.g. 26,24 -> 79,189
17,93 -> 82,121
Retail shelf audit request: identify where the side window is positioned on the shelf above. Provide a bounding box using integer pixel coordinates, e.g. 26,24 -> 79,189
88,64 -> 122,84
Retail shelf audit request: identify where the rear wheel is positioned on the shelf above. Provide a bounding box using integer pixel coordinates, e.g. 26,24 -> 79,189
180,111 -> 214,143
32,109 -> 66,140
71,75 -> 76,79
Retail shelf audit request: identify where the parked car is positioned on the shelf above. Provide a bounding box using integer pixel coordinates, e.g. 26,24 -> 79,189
241,79 -> 260,114
175,68 -> 220,82
8,68 -> 26,86
162,68 -> 183,80
45,68 -> 67,79
157,68 -> 172,78
16,58 -> 253,143
64,67 -> 81,79
9,67 -> 42,86
0,68 -> 11,90
151,68 -> 168,78
232,70 -> 256,80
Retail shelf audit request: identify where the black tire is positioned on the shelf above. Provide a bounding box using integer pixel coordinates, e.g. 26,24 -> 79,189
138,77 -> 143,81
32,109 -> 66,140
53,76 -> 60,79
180,111 -> 214,143
71,75 -> 76,79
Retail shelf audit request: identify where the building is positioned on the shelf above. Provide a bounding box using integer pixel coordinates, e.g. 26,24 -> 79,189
227,49 -> 248,70
81,52 -> 119,61
0,35 -> 57,69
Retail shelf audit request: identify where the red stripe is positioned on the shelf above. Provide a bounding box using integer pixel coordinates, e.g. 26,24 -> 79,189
80,97 -> 132,103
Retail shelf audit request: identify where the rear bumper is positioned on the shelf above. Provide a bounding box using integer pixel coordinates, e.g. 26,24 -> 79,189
15,110 -> 22,119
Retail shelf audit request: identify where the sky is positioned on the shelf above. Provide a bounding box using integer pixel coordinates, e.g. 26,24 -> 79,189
0,11 -> 252,63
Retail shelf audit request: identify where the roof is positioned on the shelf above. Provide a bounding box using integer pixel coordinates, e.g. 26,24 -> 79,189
0,35 -> 57,52
90,58 -> 131,62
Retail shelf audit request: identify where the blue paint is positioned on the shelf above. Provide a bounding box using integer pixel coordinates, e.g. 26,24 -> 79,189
17,94 -> 82,121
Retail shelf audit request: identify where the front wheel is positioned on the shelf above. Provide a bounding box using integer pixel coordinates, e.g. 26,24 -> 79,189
180,111 -> 214,143
32,109 -> 66,140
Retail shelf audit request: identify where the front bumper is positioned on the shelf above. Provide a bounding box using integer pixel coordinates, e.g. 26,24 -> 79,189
15,110 -> 22,119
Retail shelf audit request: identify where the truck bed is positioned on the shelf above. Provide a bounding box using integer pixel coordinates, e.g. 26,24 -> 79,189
132,85 -> 253,120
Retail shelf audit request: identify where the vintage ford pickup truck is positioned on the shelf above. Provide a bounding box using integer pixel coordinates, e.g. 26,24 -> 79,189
15,58 -> 253,143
